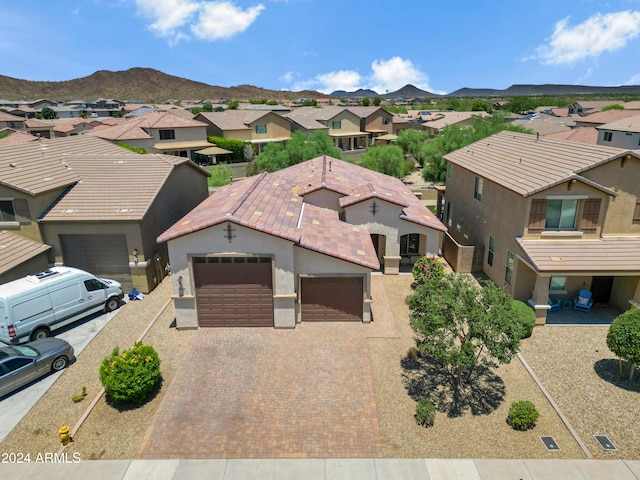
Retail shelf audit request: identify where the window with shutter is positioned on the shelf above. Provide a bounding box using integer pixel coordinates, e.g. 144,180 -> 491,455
13,199 -> 31,224
528,199 -> 547,233
633,200 -> 640,224
580,198 -> 601,233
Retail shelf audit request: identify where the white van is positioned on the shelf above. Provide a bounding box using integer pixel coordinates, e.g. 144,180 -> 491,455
0,267 -> 124,344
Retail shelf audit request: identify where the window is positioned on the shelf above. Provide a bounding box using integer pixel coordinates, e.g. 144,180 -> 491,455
0,200 -> 16,222
445,201 -> 452,227
487,236 -> 495,267
159,129 -> 175,140
549,275 -> 567,291
447,163 -> 453,178
255,124 -> 267,134
634,200 -> 640,224
84,279 -> 105,292
546,199 -> 578,229
400,234 -> 420,256
331,120 -> 342,129
474,177 -> 483,201
505,251 -> 514,285
382,117 -> 391,125
603,131 -> 612,142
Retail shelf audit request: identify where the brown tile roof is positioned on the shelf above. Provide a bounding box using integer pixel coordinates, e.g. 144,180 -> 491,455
39,151 -> 199,222
444,131 -> 635,197
196,110 -> 275,130
87,111 -> 206,141
347,106 -> 390,119
422,111 -> 490,130
597,114 -> 640,134
0,112 -> 27,122
25,119 -> 53,128
285,106 -> 358,130
517,237 -> 640,273
511,113 -> 574,135
544,127 -> 599,145
574,109 -> 639,126
0,231 -> 51,275
0,129 -> 39,146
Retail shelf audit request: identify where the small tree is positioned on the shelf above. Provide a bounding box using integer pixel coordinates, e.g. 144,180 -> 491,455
361,98 -> 370,106
412,256 -> 444,285
606,309 -> 640,382
360,145 -> 405,178
373,97 -> 382,106
227,100 -> 239,110
409,272 -> 523,385
202,102 -> 213,112
41,107 -> 56,119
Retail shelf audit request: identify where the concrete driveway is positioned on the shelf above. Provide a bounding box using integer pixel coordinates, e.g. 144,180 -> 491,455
138,319 -> 390,459
0,302 -> 126,441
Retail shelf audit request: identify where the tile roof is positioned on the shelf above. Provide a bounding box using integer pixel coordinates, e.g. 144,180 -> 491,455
0,112 -> 27,122
157,172 -> 380,270
444,131 -> 635,197
544,127 -> 599,145
511,113 -> 574,135
87,111 -> 206,141
0,231 -> 51,275
285,106 -> 356,130
0,129 -> 39,146
422,111 -> 490,130
574,109 -> 639,126
517,237 -> 640,273
196,110 -> 276,130
597,114 -> 640,134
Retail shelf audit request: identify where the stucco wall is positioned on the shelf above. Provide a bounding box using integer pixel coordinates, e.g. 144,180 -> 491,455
248,112 -> 291,140
597,130 -> 640,150
611,276 -> 640,311
0,185 -> 65,243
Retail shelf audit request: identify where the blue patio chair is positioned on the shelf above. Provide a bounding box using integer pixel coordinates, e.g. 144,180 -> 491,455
548,296 -> 561,312
573,289 -> 593,313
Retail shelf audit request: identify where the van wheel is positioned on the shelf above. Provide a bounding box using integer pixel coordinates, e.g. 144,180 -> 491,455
52,356 -> 68,371
31,328 -> 49,342
105,297 -> 120,312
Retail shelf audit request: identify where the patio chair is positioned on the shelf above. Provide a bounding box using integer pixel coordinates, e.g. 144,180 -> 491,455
548,296 -> 561,312
573,289 -> 593,313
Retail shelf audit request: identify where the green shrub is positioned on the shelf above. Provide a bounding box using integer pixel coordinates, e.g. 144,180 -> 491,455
507,400 -> 539,431
206,164 -> 233,187
117,142 -> 147,154
208,136 -> 248,160
99,342 -> 161,405
511,300 -> 536,339
415,399 -> 436,427
412,256 -> 444,285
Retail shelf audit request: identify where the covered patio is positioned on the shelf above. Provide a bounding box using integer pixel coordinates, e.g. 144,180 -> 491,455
545,303 -> 622,325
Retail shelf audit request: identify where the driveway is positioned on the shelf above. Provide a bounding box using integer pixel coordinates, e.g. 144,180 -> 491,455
0,303 -> 126,442
138,314 -> 395,459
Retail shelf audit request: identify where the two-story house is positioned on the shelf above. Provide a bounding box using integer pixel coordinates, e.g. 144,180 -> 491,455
443,131 -> 640,324
596,114 -> 640,149
286,106 -> 368,152
88,111 -> 212,159
194,110 -> 291,155
347,106 -> 394,141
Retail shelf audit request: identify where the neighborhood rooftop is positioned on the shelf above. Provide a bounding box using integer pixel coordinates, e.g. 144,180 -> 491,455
444,131 -> 636,197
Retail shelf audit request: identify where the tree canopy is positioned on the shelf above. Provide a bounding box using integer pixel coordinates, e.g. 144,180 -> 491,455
40,107 -> 56,119
360,145 -> 407,178
248,130 -> 342,175
606,308 -> 640,381
409,272 -> 523,385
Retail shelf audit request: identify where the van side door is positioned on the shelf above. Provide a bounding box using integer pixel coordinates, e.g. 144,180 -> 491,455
49,281 -> 88,325
82,279 -> 107,309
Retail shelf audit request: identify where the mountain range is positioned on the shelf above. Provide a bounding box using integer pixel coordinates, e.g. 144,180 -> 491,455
1,68 -> 640,102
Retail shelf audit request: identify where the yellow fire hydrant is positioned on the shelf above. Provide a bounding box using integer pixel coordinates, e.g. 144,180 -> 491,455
58,425 -> 71,446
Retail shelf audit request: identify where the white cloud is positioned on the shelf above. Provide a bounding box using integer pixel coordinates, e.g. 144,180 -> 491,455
134,0 -> 264,43
533,10 -> 640,65
625,72 -> 640,85
192,2 -> 265,41
290,56 -> 442,95
280,71 -> 296,83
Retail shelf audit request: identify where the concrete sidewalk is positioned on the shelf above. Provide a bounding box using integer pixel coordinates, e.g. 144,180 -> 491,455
2,458 -> 640,479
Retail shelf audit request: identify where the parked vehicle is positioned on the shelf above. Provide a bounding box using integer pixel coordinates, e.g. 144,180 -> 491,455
0,338 -> 74,398
0,267 -> 124,344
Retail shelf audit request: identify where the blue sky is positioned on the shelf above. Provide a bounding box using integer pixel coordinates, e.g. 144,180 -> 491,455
2,0 -> 640,95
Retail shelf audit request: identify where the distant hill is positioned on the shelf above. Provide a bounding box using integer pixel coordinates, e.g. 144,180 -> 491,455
330,84 -> 438,98
0,68 -> 324,102
330,88 -> 380,98
448,84 -> 640,97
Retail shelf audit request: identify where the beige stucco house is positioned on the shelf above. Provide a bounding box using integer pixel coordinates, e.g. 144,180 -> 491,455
0,135 -> 210,292
596,114 -> 640,149
443,131 -> 640,324
158,156 -> 446,329
286,106 -> 369,151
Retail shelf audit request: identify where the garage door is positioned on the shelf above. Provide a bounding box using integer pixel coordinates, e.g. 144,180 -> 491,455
193,256 -> 273,327
60,234 -> 132,291
301,277 -> 363,322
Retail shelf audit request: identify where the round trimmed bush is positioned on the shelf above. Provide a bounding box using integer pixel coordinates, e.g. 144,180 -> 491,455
512,300 -> 536,339
100,342 -> 161,405
415,399 -> 436,427
507,400 -> 540,431
412,256 -> 444,286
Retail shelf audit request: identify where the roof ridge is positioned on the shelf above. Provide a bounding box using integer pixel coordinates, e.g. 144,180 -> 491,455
227,172 -> 268,217
321,155 -> 327,185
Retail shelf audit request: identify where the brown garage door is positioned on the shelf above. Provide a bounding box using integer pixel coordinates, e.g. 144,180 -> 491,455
193,256 -> 273,327
60,233 -> 132,291
301,276 -> 363,322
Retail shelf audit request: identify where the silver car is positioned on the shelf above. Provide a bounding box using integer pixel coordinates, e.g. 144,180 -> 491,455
0,338 -> 74,398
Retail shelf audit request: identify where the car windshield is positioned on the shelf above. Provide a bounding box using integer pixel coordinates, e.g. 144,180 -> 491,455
11,345 -> 39,357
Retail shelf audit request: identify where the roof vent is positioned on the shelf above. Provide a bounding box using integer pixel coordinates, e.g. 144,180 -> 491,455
117,208 -> 133,213
61,208 -> 77,213
9,163 -> 16,168
26,269 -> 62,283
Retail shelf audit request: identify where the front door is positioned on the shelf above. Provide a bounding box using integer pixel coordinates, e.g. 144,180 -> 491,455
591,276 -> 613,304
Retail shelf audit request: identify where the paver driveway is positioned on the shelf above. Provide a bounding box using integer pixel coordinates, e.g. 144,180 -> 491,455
138,284 -> 397,459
